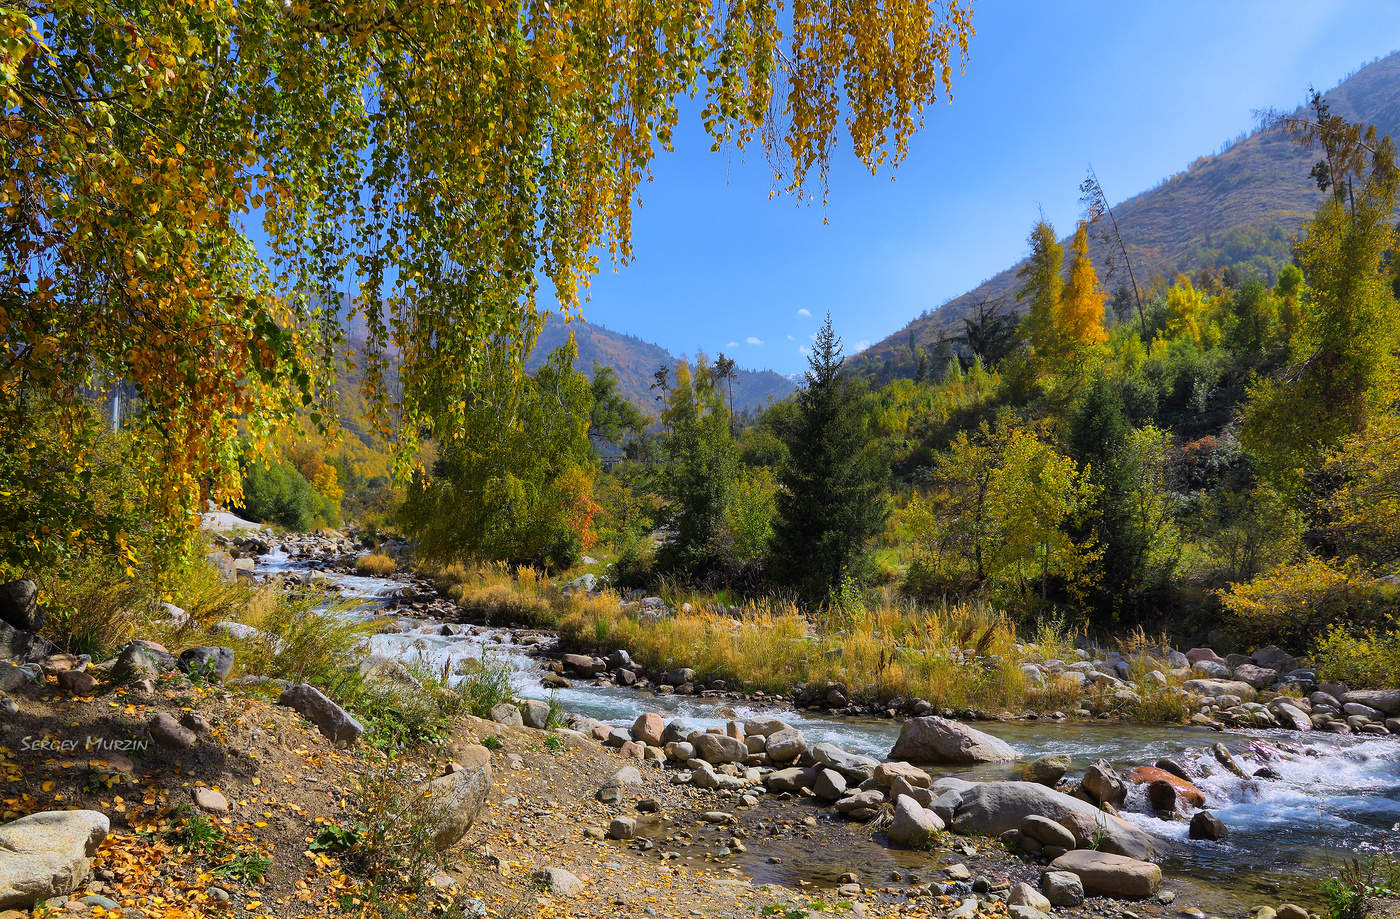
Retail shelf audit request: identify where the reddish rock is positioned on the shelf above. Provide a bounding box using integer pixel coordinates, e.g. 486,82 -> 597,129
1126,766 -> 1205,807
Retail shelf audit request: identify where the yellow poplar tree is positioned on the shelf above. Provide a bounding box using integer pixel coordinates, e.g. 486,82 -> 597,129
1058,221 -> 1109,352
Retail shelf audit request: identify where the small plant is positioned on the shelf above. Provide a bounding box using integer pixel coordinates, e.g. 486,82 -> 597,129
544,694 -> 566,730
164,807 -> 220,852
480,735 -> 502,751
309,822 -> 362,855
213,853 -> 272,884
541,734 -> 566,754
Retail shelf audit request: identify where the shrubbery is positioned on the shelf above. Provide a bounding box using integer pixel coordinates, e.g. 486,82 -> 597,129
237,453 -> 341,531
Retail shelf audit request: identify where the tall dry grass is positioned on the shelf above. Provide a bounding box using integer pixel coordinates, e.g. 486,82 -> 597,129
423,561 -> 1169,713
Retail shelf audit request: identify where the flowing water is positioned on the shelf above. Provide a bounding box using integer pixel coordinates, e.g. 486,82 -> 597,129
257,548 -> 1400,907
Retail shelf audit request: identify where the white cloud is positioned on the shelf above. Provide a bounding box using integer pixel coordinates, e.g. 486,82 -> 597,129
746,336 -> 763,346
856,340 -> 870,351
726,341 -> 738,348
786,334 -> 795,341
796,308 -> 812,317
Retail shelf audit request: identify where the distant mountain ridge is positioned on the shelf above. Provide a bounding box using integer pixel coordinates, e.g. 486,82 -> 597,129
530,313 -> 796,416
849,51 -> 1400,382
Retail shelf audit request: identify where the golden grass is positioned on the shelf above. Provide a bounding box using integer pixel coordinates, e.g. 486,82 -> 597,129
418,561 -> 1199,717
355,552 -> 397,577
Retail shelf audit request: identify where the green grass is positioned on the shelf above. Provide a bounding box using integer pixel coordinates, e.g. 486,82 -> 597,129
212,853 -> 273,884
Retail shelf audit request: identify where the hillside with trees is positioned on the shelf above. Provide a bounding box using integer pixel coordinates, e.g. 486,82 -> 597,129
851,52 -> 1400,383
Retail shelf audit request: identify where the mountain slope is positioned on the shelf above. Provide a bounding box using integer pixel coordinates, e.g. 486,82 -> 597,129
530,314 -> 795,415
851,52 -> 1400,382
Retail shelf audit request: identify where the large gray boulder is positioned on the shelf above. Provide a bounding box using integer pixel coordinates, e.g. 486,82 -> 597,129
0,623 -> 57,664
887,794 -> 943,848
177,646 -> 235,682
1345,689 -> 1400,716
693,732 -> 748,764
0,580 -> 42,632
1183,678 -> 1257,701
423,764 -> 491,850
278,683 -> 364,744
110,640 -> 175,683
889,716 -> 1017,764
764,767 -> 815,794
765,727 -> 807,763
743,716 -> 794,737
0,810 -> 110,908
811,742 -> 879,782
1047,850 -> 1162,899
948,781 -> 1158,860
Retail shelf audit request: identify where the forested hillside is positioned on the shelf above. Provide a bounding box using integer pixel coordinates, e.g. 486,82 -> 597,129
852,52 -> 1400,383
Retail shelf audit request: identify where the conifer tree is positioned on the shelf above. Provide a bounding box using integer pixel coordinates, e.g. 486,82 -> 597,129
771,316 -> 889,602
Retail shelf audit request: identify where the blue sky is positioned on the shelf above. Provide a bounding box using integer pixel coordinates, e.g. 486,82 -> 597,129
562,1 -> 1400,376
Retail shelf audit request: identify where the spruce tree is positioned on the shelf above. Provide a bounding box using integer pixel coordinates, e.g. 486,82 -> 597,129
771,316 -> 889,602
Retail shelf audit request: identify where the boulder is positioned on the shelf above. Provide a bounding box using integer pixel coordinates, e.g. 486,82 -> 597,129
1192,660 -> 1232,678
520,699 -> 552,730
532,867 -> 582,897
661,720 -> 692,746
490,702 -> 525,727
1081,761 -> 1126,807
193,788 -> 230,812
1020,815 -> 1076,850
1040,870 -> 1085,907
1183,678 -> 1258,702
0,662 -> 37,692
765,727 -> 807,763
1047,850 -> 1161,899
765,767 -> 815,794
811,743 -> 879,782
949,781 -> 1158,860
889,716 -> 1017,764
0,623 -> 58,664
693,732 -> 748,765
887,794 -> 942,848
1188,810 -> 1227,841
874,761 -> 931,789
889,775 -> 932,807
1009,882 -> 1052,913
1232,663 -> 1279,689
0,810 -> 109,908
278,683 -> 364,744
813,768 -> 847,802
632,713 -> 665,747
1185,648 -> 1224,665
148,713 -> 197,749
597,765 -> 642,802
56,669 -> 97,695
0,580 -> 42,632
1125,766 -> 1205,807
743,716 -> 794,737
176,646 -> 235,682
662,667 -> 694,685
1344,689 -> 1400,716
423,764 -> 491,850
1025,754 -> 1071,787
110,640 -> 174,683
607,817 -> 635,840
